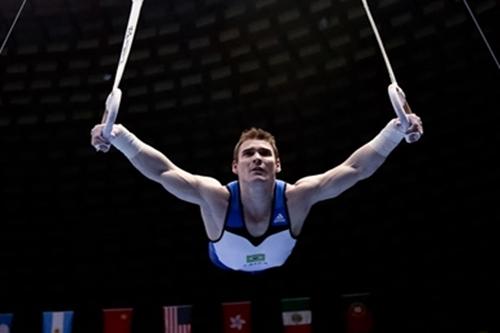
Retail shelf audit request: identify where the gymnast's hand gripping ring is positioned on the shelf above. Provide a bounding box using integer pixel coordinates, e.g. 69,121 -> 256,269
388,83 -> 420,143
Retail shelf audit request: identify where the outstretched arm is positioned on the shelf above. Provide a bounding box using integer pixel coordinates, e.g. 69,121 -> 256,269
288,114 -> 423,207
90,124 -> 226,206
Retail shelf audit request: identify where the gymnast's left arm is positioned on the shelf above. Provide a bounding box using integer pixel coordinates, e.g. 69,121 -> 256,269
289,114 -> 423,207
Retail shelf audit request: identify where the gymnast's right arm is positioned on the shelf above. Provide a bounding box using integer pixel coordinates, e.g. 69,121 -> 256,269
90,123 -> 225,206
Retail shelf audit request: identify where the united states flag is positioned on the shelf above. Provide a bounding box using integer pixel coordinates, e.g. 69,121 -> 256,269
164,305 -> 192,333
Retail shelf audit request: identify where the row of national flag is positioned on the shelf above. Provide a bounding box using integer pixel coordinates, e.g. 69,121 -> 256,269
0,296 -> 374,333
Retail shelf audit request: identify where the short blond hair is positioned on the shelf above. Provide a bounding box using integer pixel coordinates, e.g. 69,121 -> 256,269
233,127 -> 279,161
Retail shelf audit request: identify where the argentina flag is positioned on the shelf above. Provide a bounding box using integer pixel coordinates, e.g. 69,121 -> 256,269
0,313 -> 13,333
42,311 -> 74,333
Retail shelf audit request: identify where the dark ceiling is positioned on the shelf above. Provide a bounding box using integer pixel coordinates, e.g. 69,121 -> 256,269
1,0 -> 499,332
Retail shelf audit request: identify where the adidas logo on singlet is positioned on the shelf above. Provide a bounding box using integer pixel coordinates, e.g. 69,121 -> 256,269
273,213 -> 286,224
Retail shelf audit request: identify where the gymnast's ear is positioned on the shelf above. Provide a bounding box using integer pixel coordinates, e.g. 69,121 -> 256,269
232,160 -> 238,175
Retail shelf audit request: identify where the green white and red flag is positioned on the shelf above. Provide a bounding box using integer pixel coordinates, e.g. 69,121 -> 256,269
281,297 -> 312,333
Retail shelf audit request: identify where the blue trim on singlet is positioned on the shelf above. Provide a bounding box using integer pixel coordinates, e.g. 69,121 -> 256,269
208,242 -> 232,271
208,180 -> 291,271
226,180 -> 244,228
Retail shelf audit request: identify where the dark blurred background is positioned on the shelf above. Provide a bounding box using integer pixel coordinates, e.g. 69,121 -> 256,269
1,0 -> 498,332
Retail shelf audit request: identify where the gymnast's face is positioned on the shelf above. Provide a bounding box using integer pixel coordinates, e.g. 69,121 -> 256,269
232,139 -> 281,182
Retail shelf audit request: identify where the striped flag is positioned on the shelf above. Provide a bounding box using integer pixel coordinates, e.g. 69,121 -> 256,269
42,311 -> 74,333
103,308 -> 133,333
164,305 -> 192,333
222,301 -> 251,333
281,297 -> 312,333
0,313 -> 13,333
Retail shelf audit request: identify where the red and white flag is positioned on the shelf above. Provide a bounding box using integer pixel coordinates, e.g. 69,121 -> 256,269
222,301 -> 251,333
346,302 -> 373,333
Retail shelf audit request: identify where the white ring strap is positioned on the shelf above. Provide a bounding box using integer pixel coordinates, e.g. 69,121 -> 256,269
361,0 -> 397,85
113,0 -> 145,90
101,0 -> 145,141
